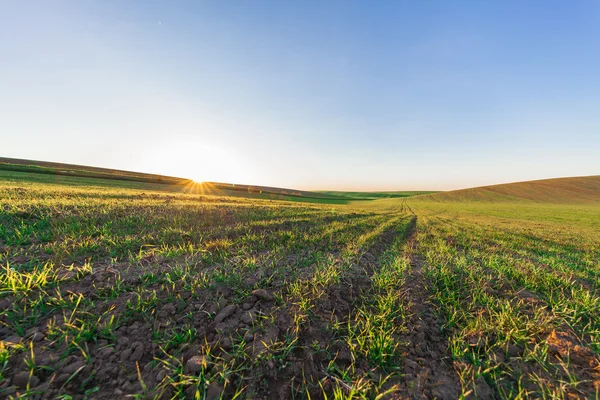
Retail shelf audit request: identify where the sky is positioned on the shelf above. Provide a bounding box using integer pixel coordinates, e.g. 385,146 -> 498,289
1,1 -> 599,191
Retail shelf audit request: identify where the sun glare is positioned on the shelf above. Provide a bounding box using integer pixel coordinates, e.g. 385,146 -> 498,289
145,140 -> 254,185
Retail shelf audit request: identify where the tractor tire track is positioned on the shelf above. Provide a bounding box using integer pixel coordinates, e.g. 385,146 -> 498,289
396,221 -> 462,399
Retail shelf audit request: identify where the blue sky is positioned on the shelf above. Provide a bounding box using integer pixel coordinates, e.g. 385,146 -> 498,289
2,1 -> 599,190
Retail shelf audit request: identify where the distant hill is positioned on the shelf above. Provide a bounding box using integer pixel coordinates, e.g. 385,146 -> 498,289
413,175 -> 600,203
317,190 -> 437,200
0,157 -> 349,203
202,182 -> 348,201
0,157 -> 189,185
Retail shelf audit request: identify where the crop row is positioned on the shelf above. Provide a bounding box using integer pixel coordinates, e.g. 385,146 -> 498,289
415,214 -> 599,398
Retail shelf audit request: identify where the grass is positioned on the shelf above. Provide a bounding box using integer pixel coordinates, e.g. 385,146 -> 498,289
405,184 -> 600,399
316,191 -> 437,200
2,159 -> 414,204
0,167 -> 599,398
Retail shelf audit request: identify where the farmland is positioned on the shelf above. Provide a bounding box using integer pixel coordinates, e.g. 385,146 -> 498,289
0,169 -> 599,399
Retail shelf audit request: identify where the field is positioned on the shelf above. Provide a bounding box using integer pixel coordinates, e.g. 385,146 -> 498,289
0,158 -> 367,205
0,169 -> 599,399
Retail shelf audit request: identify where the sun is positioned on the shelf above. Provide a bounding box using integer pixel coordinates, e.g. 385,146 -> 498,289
142,139 -> 256,185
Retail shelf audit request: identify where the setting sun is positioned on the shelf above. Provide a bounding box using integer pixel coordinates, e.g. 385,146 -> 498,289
140,139 -> 255,184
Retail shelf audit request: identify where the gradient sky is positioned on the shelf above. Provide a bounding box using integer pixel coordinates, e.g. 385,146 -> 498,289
2,1 -> 599,190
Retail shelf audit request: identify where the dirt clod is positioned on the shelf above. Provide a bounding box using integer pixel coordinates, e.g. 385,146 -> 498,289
547,330 -> 597,366
218,336 -> 232,350
53,373 -> 70,386
58,270 -> 77,281
240,310 -> 257,325
252,289 -> 274,301
3,336 -> 22,347
156,369 -> 168,382
205,382 -> 223,400
185,355 -> 209,375
214,304 -> 237,323
62,360 -> 86,375
130,342 -> 145,361
13,371 -> 37,388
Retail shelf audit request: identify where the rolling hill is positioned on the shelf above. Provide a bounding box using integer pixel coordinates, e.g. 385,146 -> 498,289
0,157 -> 352,202
0,157 -> 423,204
412,175 -> 600,203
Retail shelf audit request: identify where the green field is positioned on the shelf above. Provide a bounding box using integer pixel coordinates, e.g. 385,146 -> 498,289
0,159 -> 429,206
317,191 -> 437,200
0,167 -> 599,399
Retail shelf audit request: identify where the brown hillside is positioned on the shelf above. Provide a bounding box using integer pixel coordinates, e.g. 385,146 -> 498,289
413,175 -> 600,203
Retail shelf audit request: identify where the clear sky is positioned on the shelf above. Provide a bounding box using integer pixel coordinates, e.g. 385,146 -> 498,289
2,1 -> 599,190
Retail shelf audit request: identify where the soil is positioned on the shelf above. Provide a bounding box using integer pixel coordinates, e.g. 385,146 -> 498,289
396,237 -> 462,399
0,215 -> 467,399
